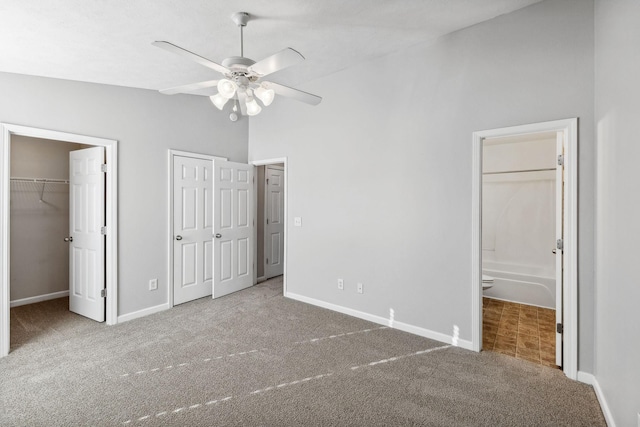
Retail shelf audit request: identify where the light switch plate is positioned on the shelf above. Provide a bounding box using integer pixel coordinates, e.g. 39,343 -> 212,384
294,217 -> 302,227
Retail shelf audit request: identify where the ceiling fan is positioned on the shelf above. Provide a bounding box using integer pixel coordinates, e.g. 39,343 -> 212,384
153,12 -> 322,120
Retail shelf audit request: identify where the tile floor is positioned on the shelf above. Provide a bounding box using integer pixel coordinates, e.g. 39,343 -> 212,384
482,297 -> 558,368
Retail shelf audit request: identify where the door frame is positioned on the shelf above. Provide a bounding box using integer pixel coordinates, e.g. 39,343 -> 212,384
251,158 -> 287,295
471,118 -> 578,380
167,150 -> 227,308
0,123 -> 119,357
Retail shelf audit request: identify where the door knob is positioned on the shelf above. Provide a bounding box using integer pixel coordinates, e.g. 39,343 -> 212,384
64,237 -> 73,242
214,233 -> 222,238
552,249 -> 557,254
175,235 -> 183,241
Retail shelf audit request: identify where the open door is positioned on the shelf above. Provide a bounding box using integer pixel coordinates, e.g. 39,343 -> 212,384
68,147 -> 105,322
213,160 -> 255,298
555,132 -> 564,366
264,165 -> 284,279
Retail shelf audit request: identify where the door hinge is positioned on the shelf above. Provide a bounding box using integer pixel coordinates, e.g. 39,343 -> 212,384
557,155 -> 564,166
266,178 -> 269,185
101,164 -> 108,173
100,289 -> 107,298
101,226 -> 107,235
266,258 -> 268,264
556,323 -> 563,334
266,218 -> 269,225
556,239 -> 563,251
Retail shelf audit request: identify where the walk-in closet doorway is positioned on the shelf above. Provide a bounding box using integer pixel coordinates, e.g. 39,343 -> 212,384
0,124 -> 118,357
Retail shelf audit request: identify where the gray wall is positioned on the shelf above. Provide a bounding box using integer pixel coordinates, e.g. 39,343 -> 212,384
249,0 -> 595,370
0,71 -> 248,317
10,136 -> 84,301
594,0 -> 640,424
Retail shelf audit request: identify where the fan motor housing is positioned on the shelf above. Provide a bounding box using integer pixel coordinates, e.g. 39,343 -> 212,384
222,56 -> 255,69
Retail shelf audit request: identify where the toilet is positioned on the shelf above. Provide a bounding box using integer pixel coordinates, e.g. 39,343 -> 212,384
482,274 -> 494,290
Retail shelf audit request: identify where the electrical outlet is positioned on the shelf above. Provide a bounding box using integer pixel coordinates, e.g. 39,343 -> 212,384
337,279 -> 344,290
149,278 -> 158,291
357,282 -> 363,294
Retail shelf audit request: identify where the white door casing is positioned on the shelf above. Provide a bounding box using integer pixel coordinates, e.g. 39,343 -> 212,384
555,131 -> 565,366
69,147 -> 105,322
213,160 -> 254,298
173,156 -> 213,305
264,166 -> 284,279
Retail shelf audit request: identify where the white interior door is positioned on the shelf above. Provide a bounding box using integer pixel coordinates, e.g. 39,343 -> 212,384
173,156 -> 213,305
555,132 -> 564,366
213,160 -> 254,298
69,147 -> 105,322
264,166 -> 284,279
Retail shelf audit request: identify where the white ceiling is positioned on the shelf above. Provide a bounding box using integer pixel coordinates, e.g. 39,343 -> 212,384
0,0 -> 543,94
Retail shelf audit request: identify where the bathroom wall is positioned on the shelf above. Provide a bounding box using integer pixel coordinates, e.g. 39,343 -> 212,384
10,136 -> 85,303
482,134 -> 557,307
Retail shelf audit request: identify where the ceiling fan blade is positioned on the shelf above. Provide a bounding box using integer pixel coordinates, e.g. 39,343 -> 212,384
261,81 -> 322,106
248,48 -> 305,77
152,41 -> 229,75
159,80 -> 219,95
237,91 -> 248,116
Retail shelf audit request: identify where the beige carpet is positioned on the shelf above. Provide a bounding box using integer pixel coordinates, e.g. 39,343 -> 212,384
1,277 -> 605,426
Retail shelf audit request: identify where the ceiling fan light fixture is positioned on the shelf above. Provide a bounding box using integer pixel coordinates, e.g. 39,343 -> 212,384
210,93 -> 229,110
217,79 -> 237,98
245,97 -> 262,116
254,86 -> 275,106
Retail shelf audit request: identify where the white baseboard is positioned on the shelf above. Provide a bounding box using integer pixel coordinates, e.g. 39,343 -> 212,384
117,302 -> 170,324
10,290 -> 69,308
577,371 -> 615,427
285,292 -> 473,350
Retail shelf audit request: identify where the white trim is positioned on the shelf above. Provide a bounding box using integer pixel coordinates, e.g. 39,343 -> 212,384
577,372 -> 615,427
286,292 -> 474,350
471,118 -> 579,379
10,290 -> 69,308
117,303 -> 170,323
256,275 -> 266,283
168,150 -> 225,161
251,158 -> 288,296
1,123 -> 119,358
167,150 -> 227,309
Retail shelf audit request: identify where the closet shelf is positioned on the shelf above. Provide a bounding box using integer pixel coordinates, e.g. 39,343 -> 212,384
10,177 -> 69,202
10,177 -> 69,184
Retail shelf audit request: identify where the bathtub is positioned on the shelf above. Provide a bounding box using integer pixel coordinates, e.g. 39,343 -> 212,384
482,261 -> 556,309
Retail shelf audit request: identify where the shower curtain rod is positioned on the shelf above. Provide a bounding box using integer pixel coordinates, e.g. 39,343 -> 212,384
482,168 -> 555,175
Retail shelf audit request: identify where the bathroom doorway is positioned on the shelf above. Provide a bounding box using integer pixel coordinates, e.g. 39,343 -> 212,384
471,119 -> 578,380
481,130 -> 559,369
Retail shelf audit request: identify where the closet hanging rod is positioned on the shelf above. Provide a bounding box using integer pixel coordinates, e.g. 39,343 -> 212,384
10,177 -> 69,184
483,168 -> 555,176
